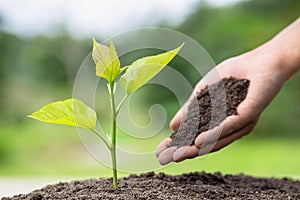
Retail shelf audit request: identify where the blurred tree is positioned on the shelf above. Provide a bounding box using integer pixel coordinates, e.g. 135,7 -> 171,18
0,27 -> 91,121
20,33 -> 90,87
0,27 -> 22,112
178,0 -> 300,63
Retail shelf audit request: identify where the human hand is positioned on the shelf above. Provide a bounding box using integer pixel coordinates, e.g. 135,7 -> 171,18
156,49 -> 286,165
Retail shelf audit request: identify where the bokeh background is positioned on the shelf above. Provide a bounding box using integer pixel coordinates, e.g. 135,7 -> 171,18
0,0 -> 299,184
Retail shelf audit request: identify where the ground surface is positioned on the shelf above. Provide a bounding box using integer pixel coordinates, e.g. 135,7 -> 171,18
3,172 -> 300,200
170,77 -> 249,147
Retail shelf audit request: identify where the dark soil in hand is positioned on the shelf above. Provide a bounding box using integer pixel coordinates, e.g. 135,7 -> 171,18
3,172 -> 300,200
169,77 -> 250,148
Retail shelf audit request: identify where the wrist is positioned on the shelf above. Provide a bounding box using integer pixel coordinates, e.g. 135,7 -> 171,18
244,41 -> 287,84
249,38 -> 297,83
266,18 -> 300,81
246,18 -> 300,82
269,40 -> 300,82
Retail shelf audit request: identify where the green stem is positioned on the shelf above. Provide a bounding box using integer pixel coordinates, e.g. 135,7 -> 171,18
116,94 -> 129,115
109,82 -> 118,188
91,129 -> 110,150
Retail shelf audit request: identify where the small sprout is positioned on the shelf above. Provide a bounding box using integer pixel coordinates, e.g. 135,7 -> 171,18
29,38 -> 184,188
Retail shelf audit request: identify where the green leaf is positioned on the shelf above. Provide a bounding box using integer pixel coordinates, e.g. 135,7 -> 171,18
28,98 -> 97,130
120,43 -> 184,95
92,38 -> 126,83
92,38 -> 110,64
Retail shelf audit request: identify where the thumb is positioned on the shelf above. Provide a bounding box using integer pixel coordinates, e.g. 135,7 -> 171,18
170,79 -> 208,131
170,109 -> 182,131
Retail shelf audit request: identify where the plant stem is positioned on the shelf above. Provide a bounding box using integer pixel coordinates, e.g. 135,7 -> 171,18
91,129 -> 110,150
116,94 -> 128,115
109,82 -> 118,188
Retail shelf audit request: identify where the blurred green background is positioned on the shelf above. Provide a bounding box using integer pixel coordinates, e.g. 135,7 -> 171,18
0,0 -> 299,179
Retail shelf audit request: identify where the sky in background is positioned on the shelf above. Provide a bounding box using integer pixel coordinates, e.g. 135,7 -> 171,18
0,0 -> 243,38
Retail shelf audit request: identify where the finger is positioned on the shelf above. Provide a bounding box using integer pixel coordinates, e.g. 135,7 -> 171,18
170,109 -> 182,131
155,138 -> 172,157
194,116 -> 239,148
169,99 -> 194,131
195,115 -> 258,148
158,146 -> 177,165
173,145 -> 199,162
193,79 -> 208,95
171,118 -> 257,163
170,79 -> 208,131
211,120 -> 257,153
199,120 -> 257,156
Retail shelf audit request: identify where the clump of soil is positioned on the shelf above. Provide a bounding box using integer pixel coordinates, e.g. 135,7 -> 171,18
169,77 -> 250,148
3,172 -> 300,200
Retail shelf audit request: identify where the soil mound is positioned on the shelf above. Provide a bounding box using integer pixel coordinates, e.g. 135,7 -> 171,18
3,172 -> 300,200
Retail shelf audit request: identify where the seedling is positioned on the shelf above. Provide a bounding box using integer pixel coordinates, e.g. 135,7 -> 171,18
28,38 -> 183,188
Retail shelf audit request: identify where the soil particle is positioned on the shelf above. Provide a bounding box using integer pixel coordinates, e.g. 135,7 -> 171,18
3,172 -> 300,200
169,77 -> 250,148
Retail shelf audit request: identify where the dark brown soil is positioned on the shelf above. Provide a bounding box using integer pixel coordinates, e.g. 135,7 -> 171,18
3,172 -> 300,200
169,77 -> 250,148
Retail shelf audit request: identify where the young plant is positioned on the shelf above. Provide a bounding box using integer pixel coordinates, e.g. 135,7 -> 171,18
28,39 -> 183,188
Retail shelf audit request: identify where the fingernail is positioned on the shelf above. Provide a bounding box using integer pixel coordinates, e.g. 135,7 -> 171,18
155,138 -> 172,157
198,144 -> 213,156
173,146 -> 189,161
158,147 -> 176,165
